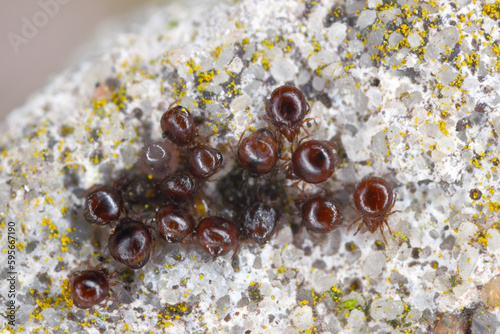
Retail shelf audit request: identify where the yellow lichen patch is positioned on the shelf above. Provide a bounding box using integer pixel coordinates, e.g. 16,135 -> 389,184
262,39 -> 274,49
111,85 -> 127,110
461,52 -> 479,69
277,266 -> 290,274
212,46 -> 222,60
328,285 -> 343,303
60,234 -> 71,252
483,1 -> 500,20
477,230 -> 490,247
487,201 -> 500,213
171,77 -> 187,99
225,80 -> 242,96
261,55 -> 270,70
197,70 -> 216,92
29,279 -> 74,327
92,98 -> 108,114
60,206 -> 68,217
198,70 -> 215,83
449,73 -> 464,88
157,303 -> 190,328
44,197 -> 56,206
438,121 -> 449,135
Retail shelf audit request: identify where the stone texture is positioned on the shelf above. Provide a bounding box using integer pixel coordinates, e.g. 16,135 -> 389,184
1,0 -> 500,333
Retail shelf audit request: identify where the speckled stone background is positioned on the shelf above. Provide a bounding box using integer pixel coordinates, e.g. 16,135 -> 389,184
1,0 -> 500,333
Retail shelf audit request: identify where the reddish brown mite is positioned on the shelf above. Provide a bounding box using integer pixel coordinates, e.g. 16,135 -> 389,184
76,82 -> 405,313
349,176 -> 396,244
266,85 -> 310,143
237,128 -> 279,176
84,185 -> 124,225
109,219 -> 153,269
160,105 -> 196,147
302,196 -> 342,234
240,202 -> 278,244
288,140 -> 337,184
137,140 -> 179,181
156,204 -> 195,243
159,173 -> 196,202
196,216 -> 239,257
70,266 -> 117,309
187,146 -> 223,179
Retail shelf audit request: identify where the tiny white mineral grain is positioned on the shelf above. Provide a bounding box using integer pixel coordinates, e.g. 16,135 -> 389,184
370,298 -> 404,321
289,305 -> 314,332
458,245 -> 480,280
347,309 -> 366,330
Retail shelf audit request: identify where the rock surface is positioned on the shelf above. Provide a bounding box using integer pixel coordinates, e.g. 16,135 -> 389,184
1,0 -> 500,333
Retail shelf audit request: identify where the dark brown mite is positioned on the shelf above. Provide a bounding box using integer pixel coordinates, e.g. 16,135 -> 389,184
187,146 -> 223,179
84,185 -> 124,225
302,196 -> 342,234
350,175 -> 396,243
70,269 -> 110,308
240,202 -> 278,244
288,140 -> 337,184
160,105 -> 196,146
196,217 -> 239,257
159,173 -> 196,202
109,219 -> 153,269
156,204 -> 195,243
266,85 -> 309,142
237,128 -> 279,176
137,140 -> 179,181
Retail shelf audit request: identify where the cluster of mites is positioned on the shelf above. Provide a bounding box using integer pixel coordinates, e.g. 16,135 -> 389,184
70,85 -> 397,309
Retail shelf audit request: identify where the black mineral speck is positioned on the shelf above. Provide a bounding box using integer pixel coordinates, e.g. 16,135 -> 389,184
90,149 -> 103,164
54,261 -> 66,272
265,76 -> 276,86
303,0 -> 317,17
324,5 -> 344,27
296,288 -> 314,306
374,240 -> 386,251
62,166 -> 82,189
316,93 -> 332,108
312,259 -> 326,270
475,102 -> 488,113
456,118 -> 471,131
231,255 -> 240,272
105,77 -> 121,91
133,108 -> 143,118
345,277 -> 362,291
411,247 -> 421,259
439,235 -> 456,250
248,285 -> 263,303
345,242 -> 357,252
445,45 -> 461,62
60,125 -> 75,137
237,296 -> 250,308
26,241 -> 38,254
